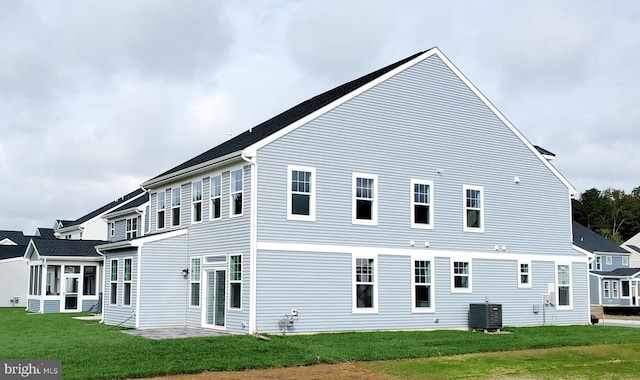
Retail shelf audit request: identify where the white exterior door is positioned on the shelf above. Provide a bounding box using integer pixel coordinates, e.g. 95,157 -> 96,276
63,266 -> 81,311
202,269 -> 226,328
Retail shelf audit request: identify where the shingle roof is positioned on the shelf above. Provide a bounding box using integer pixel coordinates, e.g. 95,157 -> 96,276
592,268 -> 640,277
0,245 -> 27,260
0,230 -> 29,245
623,245 -> 640,254
36,228 -> 56,238
573,222 -> 628,254
148,50 -> 430,182
30,238 -> 106,258
534,145 -> 556,157
107,193 -> 149,215
58,188 -> 145,229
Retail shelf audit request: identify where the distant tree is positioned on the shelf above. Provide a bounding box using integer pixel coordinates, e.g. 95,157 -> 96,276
573,187 -> 640,243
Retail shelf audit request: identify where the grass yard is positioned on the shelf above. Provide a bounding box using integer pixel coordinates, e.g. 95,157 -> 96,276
2,308 -> 640,380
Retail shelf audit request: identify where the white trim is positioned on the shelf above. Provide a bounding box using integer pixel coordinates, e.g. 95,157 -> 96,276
603,280 -> 611,298
109,259 -> 118,306
352,172 -> 378,226
450,258 -> 472,293
0,238 -> 18,245
171,186 -> 181,227
463,185 -> 484,233
555,262 -> 573,310
229,167 -> 244,218
189,257 -> 202,307
135,246 -> 141,328
287,165 -> 316,221
411,253 -> 435,313
256,241 -> 589,263
191,179 -> 204,224
352,253 -> 378,314
612,280 -> 620,298
122,257 -> 133,307
156,190 -> 166,230
125,217 -> 138,240
518,259 -> 532,288
410,179 -> 434,229
209,174 -> 222,221
228,254 -> 243,310
246,154 -> 258,334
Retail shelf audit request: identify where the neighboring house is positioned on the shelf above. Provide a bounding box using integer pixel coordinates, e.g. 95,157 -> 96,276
573,222 -> 640,307
0,231 -> 29,307
622,232 -> 640,268
103,193 -> 150,242
54,188 -> 146,240
97,47 -> 589,334
23,238 -> 105,313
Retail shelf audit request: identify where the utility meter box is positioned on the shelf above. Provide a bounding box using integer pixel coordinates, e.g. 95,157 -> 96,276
469,303 -> 502,331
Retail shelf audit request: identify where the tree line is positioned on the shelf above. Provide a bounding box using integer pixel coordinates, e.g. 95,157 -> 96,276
572,187 -> 640,245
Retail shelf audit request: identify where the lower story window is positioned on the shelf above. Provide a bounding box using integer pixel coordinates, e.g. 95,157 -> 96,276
354,257 -> 376,312
557,264 -> 571,307
452,261 -> 471,292
413,259 -> 433,311
229,255 -> 242,309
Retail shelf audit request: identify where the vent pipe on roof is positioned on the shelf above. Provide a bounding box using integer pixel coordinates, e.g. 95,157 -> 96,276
228,132 -> 232,140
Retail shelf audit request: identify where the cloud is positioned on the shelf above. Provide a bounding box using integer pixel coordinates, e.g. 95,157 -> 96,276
286,0 -> 396,82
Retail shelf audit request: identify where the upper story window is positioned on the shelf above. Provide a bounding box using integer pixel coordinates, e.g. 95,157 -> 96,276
230,168 -> 243,217
126,218 -> 137,240
622,257 -> 629,266
171,187 -> 181,226
352,173 -> 378,225
595,256 -> 602,270
411,179 -> 434,229
606,256 -> 612,265
288,165 -> 316,221
451,260 -> 472,293
192,180 -> 203,223
109,222 -> 115,237
463,185 -> 484,232
157,191 -> 166,229
210,175 -> 221,220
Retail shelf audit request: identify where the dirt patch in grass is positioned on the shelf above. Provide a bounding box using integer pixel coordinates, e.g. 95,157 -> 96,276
135,362 -> 391,380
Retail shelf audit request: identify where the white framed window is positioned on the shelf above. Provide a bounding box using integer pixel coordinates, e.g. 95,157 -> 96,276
463,185 -> 484,232
352,173 -> 378,225
110,259 -> 118,305
157,191 -> 166,229
518,260 -> 532,288
603,280 -> 610,298
596,256 -> 602,271
192,180 -> 203,223
230,168 -> 243,217
451,259 -> 472,293
622,257 -> 629,266
556,263 -> 572,309
622,280 -> 630,297
612,280 -> 619,298
353,255 -> 378,313
123,258 -> 132,306
210,175 -> 222,220
171,187 -> 181,226
606,256 -> 612,265
411,179 -> 434,229
29,265 -> 42,296
412,257 -> 434,312
125,218 -> 137,240
229,255 -> 242,309
190,257 -> 201,307
287,165 -> 316,221
109,222 -> 115,237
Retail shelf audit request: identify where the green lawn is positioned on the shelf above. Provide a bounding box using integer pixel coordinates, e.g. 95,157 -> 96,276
2,307 -> 640,380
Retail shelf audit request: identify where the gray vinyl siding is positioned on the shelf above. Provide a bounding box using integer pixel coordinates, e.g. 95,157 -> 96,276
255,54 -> 575,257
27,298 -> 39,312
103,249 -> 138,327
589,275 -> 600,304
82,299 -> 99,312
43,300 -> 59,314
255,251 -> 588,334
138,236 -> 187,327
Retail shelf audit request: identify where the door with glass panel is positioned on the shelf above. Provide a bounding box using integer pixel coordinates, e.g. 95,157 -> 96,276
63,266 -> 81,311
203,269 -> 226,328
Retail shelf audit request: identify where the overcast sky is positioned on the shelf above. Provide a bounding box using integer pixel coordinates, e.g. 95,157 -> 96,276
2,0 -> 639,234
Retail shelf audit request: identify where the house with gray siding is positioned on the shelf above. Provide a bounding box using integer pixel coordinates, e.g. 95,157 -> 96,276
24,238 -> 105,313
0,231 -> 30,307
98,47 -> 590,334
573,222 -> 640,307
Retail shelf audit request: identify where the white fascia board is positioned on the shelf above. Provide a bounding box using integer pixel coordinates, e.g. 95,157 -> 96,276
38,256 -> 103,262
257,241 -> 589,263
95,241 -> 133,251
242,49 -> 441,156
141,151 -> 243,189
131,228 -> 188,246
0,257 -> 27,263
0,238 -> 18,245
432,50 -> 577,195
572,245 -> 593,258
23,240 -> 39,260
103,208 -> 143,221
593,250 -> 630,256
56,225 -> 84,234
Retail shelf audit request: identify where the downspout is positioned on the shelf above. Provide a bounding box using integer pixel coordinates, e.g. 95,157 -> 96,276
136,245 -> 142,328
241,151 -> 258,334
40,258 -> 46,314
